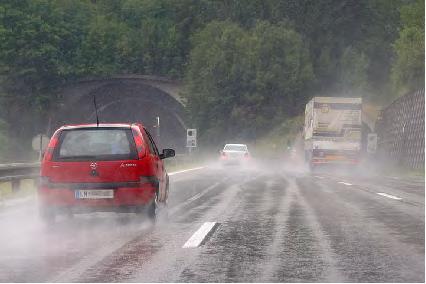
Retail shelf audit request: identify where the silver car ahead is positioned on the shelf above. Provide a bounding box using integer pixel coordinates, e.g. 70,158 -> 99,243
220,143 -> 250,165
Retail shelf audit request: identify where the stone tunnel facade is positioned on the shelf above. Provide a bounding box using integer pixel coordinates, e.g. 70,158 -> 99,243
52,75 -> 186,152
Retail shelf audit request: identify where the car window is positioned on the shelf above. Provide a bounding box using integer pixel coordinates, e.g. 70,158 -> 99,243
143,129 -> 159,156
224,145 -> 247,152
54,128 -> 137,161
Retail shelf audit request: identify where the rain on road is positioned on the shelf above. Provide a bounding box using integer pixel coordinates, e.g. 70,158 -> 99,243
0,164 -> 424,282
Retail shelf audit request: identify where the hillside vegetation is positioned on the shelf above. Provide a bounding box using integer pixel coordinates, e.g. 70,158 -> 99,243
0,0 -> 424,158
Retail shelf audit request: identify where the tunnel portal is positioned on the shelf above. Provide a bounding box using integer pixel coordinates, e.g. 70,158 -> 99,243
53,76 -> 187,152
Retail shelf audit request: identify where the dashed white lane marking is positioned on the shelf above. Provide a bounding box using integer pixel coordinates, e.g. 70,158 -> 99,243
314,176 -> 324,179
169,166 -> 205,176
338,181 -> 352,186
183,222 -> 218,248
377,192 -> 402,200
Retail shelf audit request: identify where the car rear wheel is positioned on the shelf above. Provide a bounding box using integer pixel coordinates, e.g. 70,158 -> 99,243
40,207 -> 55,224
147,193 -> 157,223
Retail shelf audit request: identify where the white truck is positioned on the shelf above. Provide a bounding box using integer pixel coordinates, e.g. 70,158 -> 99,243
304,97 -> 362,170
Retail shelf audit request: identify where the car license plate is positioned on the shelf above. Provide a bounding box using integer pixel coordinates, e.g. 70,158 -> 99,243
326,155 -> 345,160
75,189 -> 114,199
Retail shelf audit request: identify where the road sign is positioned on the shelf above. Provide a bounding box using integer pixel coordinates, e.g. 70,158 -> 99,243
186,129 -> 197,147
367,133 -> 377,154
32,134 -> 50,152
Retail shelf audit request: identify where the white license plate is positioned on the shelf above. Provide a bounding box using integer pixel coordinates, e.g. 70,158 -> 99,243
75,189 -> 114,199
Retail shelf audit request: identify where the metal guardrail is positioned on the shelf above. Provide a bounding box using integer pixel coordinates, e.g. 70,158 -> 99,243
0,153 -> 195,193
0,162 -> 40,171
0,162 -> 40,193
0,154 -> 191,193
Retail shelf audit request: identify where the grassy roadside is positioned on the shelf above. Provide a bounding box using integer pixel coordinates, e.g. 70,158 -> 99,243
164,152 -> 213,173
376,165 -> 425,179
251,115 -> 304,159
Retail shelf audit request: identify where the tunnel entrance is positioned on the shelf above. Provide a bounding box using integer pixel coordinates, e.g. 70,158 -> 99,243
53,78 -> 186,153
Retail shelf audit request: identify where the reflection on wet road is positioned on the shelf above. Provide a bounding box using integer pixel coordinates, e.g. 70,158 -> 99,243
0,163 -> 424,282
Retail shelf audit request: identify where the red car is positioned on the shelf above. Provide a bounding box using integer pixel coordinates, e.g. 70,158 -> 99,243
38,123 -> 174,223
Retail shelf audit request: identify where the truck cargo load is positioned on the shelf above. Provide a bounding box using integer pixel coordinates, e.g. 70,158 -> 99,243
304,97 -> 362,169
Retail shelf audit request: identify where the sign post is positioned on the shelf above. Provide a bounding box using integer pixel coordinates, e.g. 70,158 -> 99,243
186,129 -> 197,154
32,134 -> 50,161
367,133 -> 378,154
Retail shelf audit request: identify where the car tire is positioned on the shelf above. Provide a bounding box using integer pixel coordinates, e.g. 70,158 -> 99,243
147,194 -> 157,223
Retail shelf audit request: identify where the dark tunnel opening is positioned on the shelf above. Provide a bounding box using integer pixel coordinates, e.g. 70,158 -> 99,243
53,80 -> 187,153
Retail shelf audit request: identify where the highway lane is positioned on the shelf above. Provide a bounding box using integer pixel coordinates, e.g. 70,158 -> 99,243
0,163 -> 423,282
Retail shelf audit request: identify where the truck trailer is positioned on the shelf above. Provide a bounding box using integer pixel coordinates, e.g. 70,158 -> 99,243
304,97 -> 362,170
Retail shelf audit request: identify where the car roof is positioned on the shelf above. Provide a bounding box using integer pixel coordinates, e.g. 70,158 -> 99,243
224,143 -> 247,146
59,123 -> 141,130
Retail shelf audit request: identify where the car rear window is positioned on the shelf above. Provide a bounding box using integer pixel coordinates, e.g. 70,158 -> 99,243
224,145 -> 247,151
53,128 -> 138,161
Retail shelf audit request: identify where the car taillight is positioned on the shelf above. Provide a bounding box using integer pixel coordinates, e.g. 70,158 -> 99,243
132,128 -> 146,159
140,176 -> 159,189
244,153 -> 250,159
221,152 -> 227,159
43,132 -> 59,162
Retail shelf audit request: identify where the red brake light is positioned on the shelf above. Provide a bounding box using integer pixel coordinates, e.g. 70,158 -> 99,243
244,153 -> 250,159
132,127 -> 146,159
43,131 -> 60,161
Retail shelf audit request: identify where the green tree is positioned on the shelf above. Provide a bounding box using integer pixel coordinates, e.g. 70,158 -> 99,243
337,46 -> 369,95
391,0 -> 425,94
78,15 -> 130,75
184,21 -> 314,144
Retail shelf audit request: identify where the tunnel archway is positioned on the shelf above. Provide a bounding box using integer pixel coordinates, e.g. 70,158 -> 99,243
53,76 -> 186,152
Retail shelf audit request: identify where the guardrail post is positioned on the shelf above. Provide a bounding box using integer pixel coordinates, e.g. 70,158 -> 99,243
11,179 -> 20,193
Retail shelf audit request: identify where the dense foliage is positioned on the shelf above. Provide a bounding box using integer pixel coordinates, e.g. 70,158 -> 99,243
184,21 -> 314,143
391,0 -> 425,93
0,0 -> 424,157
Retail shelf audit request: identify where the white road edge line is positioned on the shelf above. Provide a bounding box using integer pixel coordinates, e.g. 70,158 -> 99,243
314,176 -> 324,179
338,181 -> 352,186
169,181 -> 223,215
377,192 -> 402,200
183,222 -> 218,248
169,166 -> 205,176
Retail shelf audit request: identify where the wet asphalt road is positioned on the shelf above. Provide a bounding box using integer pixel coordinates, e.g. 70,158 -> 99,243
0,163 -> 424,282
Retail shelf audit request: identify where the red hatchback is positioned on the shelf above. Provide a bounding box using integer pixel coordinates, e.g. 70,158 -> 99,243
38,123 -> 175,223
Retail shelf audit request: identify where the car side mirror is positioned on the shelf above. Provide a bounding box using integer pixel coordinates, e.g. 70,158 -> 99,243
160,148 -> 175,159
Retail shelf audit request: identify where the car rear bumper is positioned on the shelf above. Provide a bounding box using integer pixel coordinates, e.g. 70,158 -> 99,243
220,158 -> 250,164
311,158 -> 359,165
38,185 -> 156,207
44,204 -> 152,214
